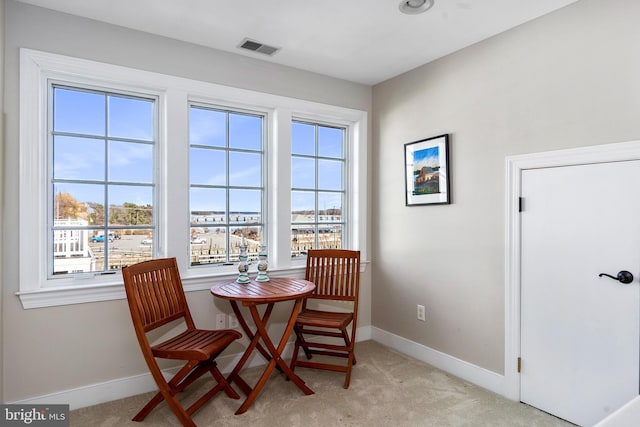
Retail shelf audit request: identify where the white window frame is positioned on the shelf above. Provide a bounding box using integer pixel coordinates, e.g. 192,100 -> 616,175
48,83 -> 160,277
187,102 -> 267,267
290,118 -> 348,255
18,49 -> 368,309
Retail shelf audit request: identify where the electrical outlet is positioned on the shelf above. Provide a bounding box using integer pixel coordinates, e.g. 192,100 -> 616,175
228,314 -> 239,328
417,304 -> 426,321
216,313 -> 226,329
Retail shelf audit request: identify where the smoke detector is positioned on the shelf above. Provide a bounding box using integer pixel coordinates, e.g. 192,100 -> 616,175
399,0 -> 435,15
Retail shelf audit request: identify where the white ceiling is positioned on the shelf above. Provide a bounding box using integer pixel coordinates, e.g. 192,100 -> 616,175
15,0 -> 579,85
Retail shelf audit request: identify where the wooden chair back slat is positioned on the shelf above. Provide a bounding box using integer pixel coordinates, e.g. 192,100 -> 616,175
305,249 -> 360,302
123,258 -> 193,333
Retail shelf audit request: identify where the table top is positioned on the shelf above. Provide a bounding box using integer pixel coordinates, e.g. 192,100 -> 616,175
211,277 -> 315,304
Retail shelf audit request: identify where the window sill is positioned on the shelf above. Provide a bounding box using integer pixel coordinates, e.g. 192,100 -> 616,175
16,262 -> 368,309
17,265 -> 307,309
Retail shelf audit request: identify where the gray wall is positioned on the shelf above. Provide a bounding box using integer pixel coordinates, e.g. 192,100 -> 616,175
6,0 -> 640,407
372,0 -> 640,374
0,0 -> 5,405
1,0 -> 371,402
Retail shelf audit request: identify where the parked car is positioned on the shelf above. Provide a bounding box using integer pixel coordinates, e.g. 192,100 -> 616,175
141,238 -> 153,245
91,234 -> 113,243
191,237 -> 207,244
109,232 -> 121,240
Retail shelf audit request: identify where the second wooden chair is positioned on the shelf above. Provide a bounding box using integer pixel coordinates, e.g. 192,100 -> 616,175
289,249 -> 361,388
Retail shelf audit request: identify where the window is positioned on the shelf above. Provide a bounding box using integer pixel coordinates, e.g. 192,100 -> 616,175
189,106 -> 265,266
51,86 -> 156,276
19,49 -> 367,309
291,121 -> 346,257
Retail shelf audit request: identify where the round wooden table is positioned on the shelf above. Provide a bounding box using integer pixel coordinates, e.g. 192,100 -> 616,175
211,277 -> 316,415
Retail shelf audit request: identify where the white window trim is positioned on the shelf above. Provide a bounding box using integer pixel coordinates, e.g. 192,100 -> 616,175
18,49 -> 368,309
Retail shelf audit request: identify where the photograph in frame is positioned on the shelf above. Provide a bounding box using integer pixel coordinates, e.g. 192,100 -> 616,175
404,134 -> 450,206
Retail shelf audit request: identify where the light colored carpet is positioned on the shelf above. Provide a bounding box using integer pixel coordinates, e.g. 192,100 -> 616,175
70,341 -> 572,426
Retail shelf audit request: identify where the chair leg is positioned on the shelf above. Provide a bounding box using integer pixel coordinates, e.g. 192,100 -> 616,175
291,324 -> 358,389
340,328 -> 356,365
343,347 -> 356,389
209,364 -> 240,399
133,360 -> 235,426
289,338 -> 300,374
135,382 -> 195,426
133,361 -> 199,424
133,362 -> 194,421
174,362 -> 211,393
182,364 -> 240,419
132,392 -> 164,422
289,327 -> 308,376
339,327 -> 355,389
294,326 -> 313,360
162,390 -> 197,427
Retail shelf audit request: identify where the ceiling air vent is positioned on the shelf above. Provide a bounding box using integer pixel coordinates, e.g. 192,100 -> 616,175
238,38 -> 280,56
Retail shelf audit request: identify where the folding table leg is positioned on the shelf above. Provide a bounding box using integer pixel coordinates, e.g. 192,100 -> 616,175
230,301 -> 280,368
261,298 -> 314,393
233,300 -> 314,415
226,302 -> 275,396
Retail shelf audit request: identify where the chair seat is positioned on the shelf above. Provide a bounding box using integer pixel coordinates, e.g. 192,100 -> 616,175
296,309 -> 353,330
152,329 -> 242,361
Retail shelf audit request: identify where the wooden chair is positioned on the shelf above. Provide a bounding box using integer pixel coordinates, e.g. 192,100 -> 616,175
290,249 -> 361,388
122,258 -> 241,427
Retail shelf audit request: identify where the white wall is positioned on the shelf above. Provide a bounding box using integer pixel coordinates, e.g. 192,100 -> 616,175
372,0 -> 640,375
1,0 -> 371,404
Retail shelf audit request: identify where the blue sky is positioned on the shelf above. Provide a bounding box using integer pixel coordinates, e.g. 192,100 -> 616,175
413,145 -> 440,170
53,87 -> 154,207
291,121 -> 344,214
53,88 -> 344,214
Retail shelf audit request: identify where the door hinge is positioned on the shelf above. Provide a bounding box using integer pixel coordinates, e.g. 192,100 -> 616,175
518,197 -> 524,213
517,357 -> 522,373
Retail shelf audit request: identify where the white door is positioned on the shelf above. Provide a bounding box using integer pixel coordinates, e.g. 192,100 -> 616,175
520,160 -> 640,427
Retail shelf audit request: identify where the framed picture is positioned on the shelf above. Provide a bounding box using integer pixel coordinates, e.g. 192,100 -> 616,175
404,134 -> 450,206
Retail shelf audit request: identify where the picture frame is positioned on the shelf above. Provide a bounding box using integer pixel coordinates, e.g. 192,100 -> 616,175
404,134 -> 450,206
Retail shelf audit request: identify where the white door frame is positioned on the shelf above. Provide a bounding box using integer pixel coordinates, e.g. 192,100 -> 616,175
504,140 -> 640,401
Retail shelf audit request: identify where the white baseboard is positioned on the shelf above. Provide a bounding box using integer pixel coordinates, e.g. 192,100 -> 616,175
594,396 -> 640,427
9,350 -> 243,410
9,325 -> 374,410
9,346 -> 286,410
10,371 -> 159,410
371,327 -> 508,397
